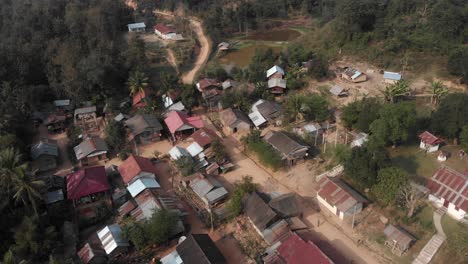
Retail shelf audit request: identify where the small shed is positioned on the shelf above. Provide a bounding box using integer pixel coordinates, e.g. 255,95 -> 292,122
78,243 -> 107,264
330,85 -> 348,97
266,65 -> 285,80
218,42 -> 230,51
341,68 -> 367,83
125,114 -> 163,144
267,78 -> 287,94
31,138 -> 58,172
97,224 -> 129,257
127,22 -> 146,32
419,131 -> 443,153
168,146 -> 191,160
383,225 -> 416,256
383,71 -> 402,84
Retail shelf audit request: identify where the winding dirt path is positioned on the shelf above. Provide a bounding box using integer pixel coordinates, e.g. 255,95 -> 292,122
156,10 -> 212,84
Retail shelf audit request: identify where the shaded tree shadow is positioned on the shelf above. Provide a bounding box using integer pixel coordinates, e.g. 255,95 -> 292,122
391,155 -> 419,175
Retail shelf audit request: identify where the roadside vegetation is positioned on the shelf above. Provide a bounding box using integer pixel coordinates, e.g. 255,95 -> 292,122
241,130 -> 283,171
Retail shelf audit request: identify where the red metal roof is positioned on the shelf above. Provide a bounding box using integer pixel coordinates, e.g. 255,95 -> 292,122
427,166 -> 468,212
197,78 -> 220,91
118,155 -> 158,184
190,128 -> 220,148
164,111 -> 204,134
317,177 -> 367,213
66,166 -> 109,200
154,23 -> 175,34
272,232 -> 333,264
132,88 -> 151,108
419,131 -> 443,145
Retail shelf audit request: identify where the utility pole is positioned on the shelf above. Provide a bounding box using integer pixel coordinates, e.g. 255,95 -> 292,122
352,203 -> 358,229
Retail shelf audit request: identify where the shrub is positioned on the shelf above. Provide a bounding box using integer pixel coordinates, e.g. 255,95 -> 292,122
242,130 -> 282,170
227,176 -> 257,216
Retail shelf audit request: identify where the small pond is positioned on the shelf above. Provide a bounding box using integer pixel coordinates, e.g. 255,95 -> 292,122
219,45 -> 283,68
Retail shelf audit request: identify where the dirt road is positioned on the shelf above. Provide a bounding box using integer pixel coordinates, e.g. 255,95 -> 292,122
156,10 -> 212,84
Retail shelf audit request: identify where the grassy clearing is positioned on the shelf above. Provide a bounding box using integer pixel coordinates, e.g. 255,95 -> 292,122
389,144 -> 466,181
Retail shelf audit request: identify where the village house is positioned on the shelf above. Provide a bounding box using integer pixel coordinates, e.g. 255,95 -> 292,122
219,108 -> 252,135
162,89 -> 182,108
267,78 -> 287,94
78,242 -> 107,264
97,224 -> 129,257
154,23 -> 183,40
164,110 -> 204,141
317,176 -> 367,220
42,174 -> 65,205
30,138 -> 58,172
217,42 -> 230,51
126,177 -> 161,198
168,146 -> 191,160
245,192 -> 290,245
427,166 -> 468,221
74,136 -> 109,166
294,122 -> 322,137
127,22 -> 146,32
268,193 -> 301,218
124,114 -> 163,144
44,113 -> 67,133
160,234 -> 227,264
329,85 -> 348,97
263,131 -> 309,166
341,68 -> 367,83
190,128 -> 220,149
383,225 -> 416,256
118,155 -> 158,185
74,106 -> 98,131
196,78 -> 223,109
54,99 -> 73,112
266,65 -> 285,80
132,88 -> 152,109
249,99 -> 282,128
66,166 -> 110,207
419,131 -> 443,153
187,174 -> 228,208
263,232 -> 334,264
383,71 -> 402,84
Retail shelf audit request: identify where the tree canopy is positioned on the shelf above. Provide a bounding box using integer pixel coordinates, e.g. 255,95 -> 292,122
430,93 -> 468,141
372,167 -> 409,205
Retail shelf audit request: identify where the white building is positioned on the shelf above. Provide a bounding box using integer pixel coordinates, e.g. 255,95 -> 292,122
317,177 -> 367,220
383,71 -> 402,84
419,131 -> 443,153
154,24 -> 183,40
427,166 -> 468,222
127,22 -> 146,32
97,224 -> 129,257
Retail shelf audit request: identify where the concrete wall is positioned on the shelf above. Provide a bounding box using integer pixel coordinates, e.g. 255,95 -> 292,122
419,141 -> 439,153
317,195 -> 338,216
429,194 -> 466,221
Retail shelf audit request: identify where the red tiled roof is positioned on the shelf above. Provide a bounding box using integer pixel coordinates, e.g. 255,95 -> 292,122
67,167 -> 109,200
154,23 -> 175,34
190,128 -> 220,148
419,131 -> 443,145
118,155 -> 158,184
164,111 -> 204,134
197,78 -> 220,91
272,232 -> 333,264
132,88 -> 151,108
427,166 -> 468,212
317,177 -> 367,213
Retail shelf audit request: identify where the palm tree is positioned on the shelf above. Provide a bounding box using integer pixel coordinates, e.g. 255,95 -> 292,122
429,81 -> 448,105
127,70 -> 149,95
0,148 -> 28,194
383,80 -> 410,103
12,170 -> 44,216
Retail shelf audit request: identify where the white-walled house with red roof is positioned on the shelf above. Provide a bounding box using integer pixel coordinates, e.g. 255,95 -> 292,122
154,24 -> 183,40
419,131 -> 443,153
427,166 -> 468,221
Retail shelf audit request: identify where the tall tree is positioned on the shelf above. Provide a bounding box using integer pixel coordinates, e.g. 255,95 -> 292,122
127,70 -> 149,95
430,93 -> 468,142
369,103 -> 416,147
428,81 -> 448,105
372,167 -> 408,205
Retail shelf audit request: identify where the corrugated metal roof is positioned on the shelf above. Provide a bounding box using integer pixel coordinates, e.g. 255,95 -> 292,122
330,85 -> 345,96
204,187 -> 228,205
187,142 -> 204,157
266,65 -> 285,78
97,224 -> 128,255
127,178 -> 160,198
317,177 -> 367,213
383,71 -> 402,81
128,22 -> 146,29
268,78 -> 287,89
74,106 -> 96,115
45,189 -> 64,204
169,146 -> 190,160
54,99 -> 70,107
31,139 -> 58,159
190,177 -> 215,198
249,111 -> 267,127
427,166 -> 468,212
383,225 -> 415,251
